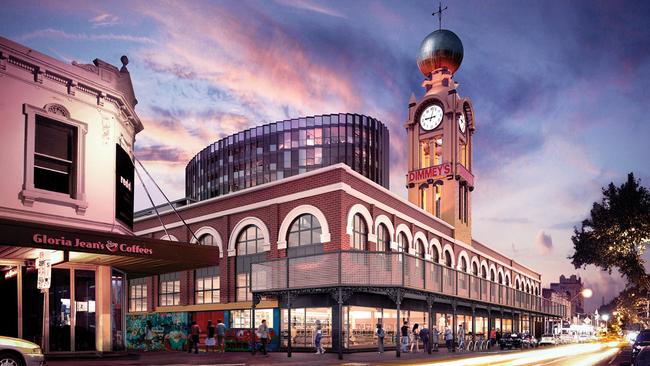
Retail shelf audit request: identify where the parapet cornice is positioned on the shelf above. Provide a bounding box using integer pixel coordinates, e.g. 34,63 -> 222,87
0,36 -> 143,134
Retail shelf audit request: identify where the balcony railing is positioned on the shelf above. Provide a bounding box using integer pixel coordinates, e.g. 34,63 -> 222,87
251,251 -> 567,318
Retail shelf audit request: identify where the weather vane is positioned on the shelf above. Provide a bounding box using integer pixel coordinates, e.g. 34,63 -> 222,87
432,1 -> 448,30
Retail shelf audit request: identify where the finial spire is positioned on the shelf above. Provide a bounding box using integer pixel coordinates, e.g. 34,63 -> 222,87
432,1 -> 448,30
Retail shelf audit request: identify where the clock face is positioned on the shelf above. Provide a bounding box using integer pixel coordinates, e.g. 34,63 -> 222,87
419,104 -> 443,131
458,113 -> 467,133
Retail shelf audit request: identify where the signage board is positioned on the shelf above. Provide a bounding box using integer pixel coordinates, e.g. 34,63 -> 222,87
36,251 -> 51,290
115,144 -> 135,229
406,162 -> 452,184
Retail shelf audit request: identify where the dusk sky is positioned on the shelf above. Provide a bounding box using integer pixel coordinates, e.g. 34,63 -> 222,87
2,0 -> 649,311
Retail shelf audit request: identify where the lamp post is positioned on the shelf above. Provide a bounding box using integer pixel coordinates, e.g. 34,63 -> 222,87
570,288 -> 592,325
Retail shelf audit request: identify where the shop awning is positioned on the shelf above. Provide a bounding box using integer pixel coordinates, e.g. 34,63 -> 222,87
0,218 -> 219,277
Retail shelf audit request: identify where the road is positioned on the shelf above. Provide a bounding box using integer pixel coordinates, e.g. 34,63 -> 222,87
379,342 -> 629,366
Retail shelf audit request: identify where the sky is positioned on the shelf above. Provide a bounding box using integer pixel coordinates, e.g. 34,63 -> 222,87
2,0 -> 649,312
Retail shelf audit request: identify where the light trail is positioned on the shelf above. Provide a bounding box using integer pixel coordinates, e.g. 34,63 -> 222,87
413,343 -> 619,366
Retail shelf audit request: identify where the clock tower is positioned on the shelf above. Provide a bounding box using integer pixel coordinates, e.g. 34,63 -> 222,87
405,28 -> 476,244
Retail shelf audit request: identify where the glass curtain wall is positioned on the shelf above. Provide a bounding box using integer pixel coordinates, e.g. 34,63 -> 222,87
186,114 -> 390,201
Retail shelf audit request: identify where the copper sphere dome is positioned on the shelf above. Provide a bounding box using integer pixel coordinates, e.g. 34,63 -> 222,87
416,29 -> 464,76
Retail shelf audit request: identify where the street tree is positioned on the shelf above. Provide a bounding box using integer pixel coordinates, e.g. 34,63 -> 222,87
570,173 -> 650,289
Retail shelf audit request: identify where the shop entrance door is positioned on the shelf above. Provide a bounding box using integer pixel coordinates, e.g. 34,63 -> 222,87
49,268 -> 96,352
0,265 -> 19,338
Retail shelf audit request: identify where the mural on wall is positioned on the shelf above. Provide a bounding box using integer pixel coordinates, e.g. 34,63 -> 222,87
126,312 -> 189,351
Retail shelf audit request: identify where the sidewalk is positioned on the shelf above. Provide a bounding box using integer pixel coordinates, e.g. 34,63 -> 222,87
44,347 -> 507,366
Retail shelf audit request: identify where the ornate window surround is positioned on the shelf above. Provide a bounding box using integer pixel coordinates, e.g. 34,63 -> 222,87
20,103 -> 88,214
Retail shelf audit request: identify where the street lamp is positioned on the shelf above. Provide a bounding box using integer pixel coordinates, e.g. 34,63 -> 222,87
570,288 -> 593,324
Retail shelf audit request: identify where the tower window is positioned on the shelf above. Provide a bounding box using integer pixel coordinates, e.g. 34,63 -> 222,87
420,186 -> 429,212
434,137 -> 443,165
435,185 -> 442,218
419,140 -> 431,168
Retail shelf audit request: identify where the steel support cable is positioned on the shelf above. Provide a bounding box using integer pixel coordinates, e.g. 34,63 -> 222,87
134,163 -> 169,239
134,156 -> 200,244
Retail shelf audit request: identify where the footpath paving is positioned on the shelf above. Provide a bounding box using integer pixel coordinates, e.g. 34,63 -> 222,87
44,347 -> 508,366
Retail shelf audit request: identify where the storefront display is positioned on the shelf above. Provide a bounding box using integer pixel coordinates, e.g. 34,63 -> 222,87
229,309 -> 279,351
282,307 -> 332,348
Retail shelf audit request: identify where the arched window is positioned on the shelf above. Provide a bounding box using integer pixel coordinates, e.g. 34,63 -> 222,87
460,257 -> 468,272
351,214 -> 368,250
198,233 -> 217,246
481,267 -> 487,279
472,262 -> 478,276
236,225 -> 264,255
414,239 -> 425,258
444,251 -> 453,267
195,233 -> 220,304
397,232 -> 408,252
376,224 -> 389,252
235,225 -> 264,301
498,273 -> 503,285
431,247 -> 439,263
287,214 -> 321,247
506,276 -> 510,287
490,269 -> 495,282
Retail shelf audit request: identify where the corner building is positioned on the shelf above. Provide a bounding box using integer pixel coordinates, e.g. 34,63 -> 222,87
0,37 -> 217,354
133,27 -> 567,358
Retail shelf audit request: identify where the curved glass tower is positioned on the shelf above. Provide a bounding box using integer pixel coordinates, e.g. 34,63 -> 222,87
186,113 -> 390,201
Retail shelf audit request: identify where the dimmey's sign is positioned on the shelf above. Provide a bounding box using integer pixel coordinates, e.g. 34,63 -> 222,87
407,163 -> 452,184
32,233 -> 153,255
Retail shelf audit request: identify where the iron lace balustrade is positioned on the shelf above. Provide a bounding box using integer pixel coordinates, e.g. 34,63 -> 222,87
251,250 -> 566,317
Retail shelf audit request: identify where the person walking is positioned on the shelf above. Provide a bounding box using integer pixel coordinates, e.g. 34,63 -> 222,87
489,327 -> 497,348
188,321 -> 201,354
314,324 -> 325,354
205,320 -> 216,353
376,323 -> 385,354
400,320 -> 410,353
496,328 -> 502,348
457,323 -> 466,351
419,325 -> 430,353
444,325 -> 453,352
216,319 -> 226,353
254,319 -> 269,356
432,326 -> 440,352
410,323 -> 420,353
144,320 -> 154,352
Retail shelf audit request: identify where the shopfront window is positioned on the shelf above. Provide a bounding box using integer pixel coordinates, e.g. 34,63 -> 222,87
195,266 -> 220,304
282,308 -> 331,348
159,272 -> 180,306
128,278 -> 147,312
75,270 -> 96,351
111,269 -> 125,351
231,309 -> 274,329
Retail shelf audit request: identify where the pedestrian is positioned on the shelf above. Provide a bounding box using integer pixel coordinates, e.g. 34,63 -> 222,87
205,320 -> 216,353
419,325 -> 430,353
410,323 -> 420,353
400,319 -> 410,353
432,326 -> 440,352
216,319 -> 226,353
188,321 -> 201,354
489,327 -> 497,348
457,323 -> 466,351
444,325 -> 453,352
376,323 -> 385,354
254,319 -> 269,356
144,320 -> 154,352
496,328 -> 502,348
314,324 -> 325,354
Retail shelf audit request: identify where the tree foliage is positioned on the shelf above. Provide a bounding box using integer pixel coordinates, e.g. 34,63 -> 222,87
570,173 -> 650,289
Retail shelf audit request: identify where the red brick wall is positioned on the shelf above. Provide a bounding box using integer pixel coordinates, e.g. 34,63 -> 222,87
131,166 -> 543,311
